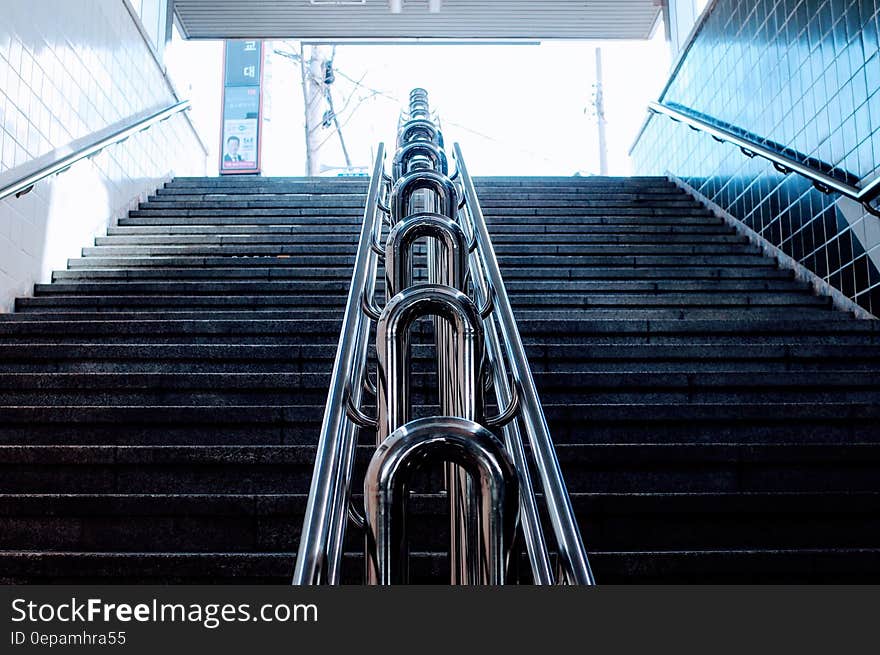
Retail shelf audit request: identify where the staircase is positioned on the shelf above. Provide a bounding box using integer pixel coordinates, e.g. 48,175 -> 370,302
2,175 -> 879,583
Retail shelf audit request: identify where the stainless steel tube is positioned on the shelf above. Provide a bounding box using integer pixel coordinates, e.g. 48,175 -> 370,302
392,141 -> 449,180
325,189 -> 388,583
390,170 -> 459,224
398,118 -> 439,147
385,212 -> 469,298
364,416 -> 519,585
292,144 -> 386,585
453,142 -> 595,585
375,284 -> 485,442
465,242 -> 555,584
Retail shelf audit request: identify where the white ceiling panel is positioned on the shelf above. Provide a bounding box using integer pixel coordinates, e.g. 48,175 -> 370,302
173,0 -> 664,41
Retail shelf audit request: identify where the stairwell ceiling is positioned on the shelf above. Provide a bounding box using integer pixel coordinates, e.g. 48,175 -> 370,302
172,0 -> 663,40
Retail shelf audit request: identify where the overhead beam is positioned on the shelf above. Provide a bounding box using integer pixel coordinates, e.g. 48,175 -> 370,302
173,0 -> 662,41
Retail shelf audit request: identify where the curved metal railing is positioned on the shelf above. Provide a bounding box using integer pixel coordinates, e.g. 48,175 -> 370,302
294,88 -> 594,585
647,101 -> 880,218
0,100 -> 192,202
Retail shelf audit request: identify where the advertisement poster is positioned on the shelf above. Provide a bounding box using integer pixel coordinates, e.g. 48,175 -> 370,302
219,40 -> 263,175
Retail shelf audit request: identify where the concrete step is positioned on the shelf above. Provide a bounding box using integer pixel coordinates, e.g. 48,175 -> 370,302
20,285 -> 831,305
1,310 -> 348,322
150,191 -> 692,203
2,441 -> 879,492
0,369 -> 876,406
17,295 -> 349,310
142,199 -> 368,210
14,300 -> 833,319
0,316 -> 868,341
2,342 -> 877,374
81,245 -> 358,257
52,266 -> 794,283
108,223 -> 736,236
2,491 -> 877,553
53,268 -> 359,282
68,255 -> 777,269
475,191 -> 692,199
94,232 -> 746,246
154,184 -> 678,197
125,206 -> 713,219
2,547 -> 879,584
83,242 -> 761,258
546,402 -> 880,443
117,214 -> 722,227
0,405 -> 326,445
96,234 -> 363,246
531,369 -> 880,403
470,175 -> 669,185
129,208 -> 365,218
31,278 -> 816,298
163,175 -> 661,187
4,308 -> 853,326
77,243 -> 762,257
1,402 -> 879,446
140,198 -> 702,211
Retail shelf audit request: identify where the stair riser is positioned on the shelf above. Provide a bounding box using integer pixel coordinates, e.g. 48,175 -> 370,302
117,215 -> 722,226
23,292 -> 827,308
50,269 -> 796,283
77,245 -> 757,257
140,199 -> 703,210
6,550 -> 878,584
150,193 -> 696,203
108,224 -> 737,236
2,457 -> 879,494
3,505 -> 877,552
5,359 -> 880,374
2,412 -> 880,445
94,234 -> 747,246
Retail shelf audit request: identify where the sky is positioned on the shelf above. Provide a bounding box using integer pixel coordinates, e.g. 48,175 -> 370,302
165,26 -> 673,177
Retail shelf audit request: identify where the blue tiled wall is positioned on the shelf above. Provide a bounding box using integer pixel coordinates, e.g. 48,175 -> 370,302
632,0 -> 880,314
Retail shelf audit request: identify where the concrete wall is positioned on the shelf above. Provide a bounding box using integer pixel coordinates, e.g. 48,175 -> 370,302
0,0 -> 207,312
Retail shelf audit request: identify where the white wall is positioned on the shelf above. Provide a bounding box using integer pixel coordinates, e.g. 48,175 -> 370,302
0,0 -> 207,312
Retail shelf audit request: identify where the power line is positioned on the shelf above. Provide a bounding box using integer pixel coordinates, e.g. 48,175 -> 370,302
274,43 -> 571,171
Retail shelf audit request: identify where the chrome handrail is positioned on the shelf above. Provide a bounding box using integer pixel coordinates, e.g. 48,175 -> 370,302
453,142 -> 596,585
295,88 -> 594,585
366,87 -> 519,584
461,201 -> 554,584
647,101 -> 880,218
293,142 -> 387,585
0,100 -> 192,202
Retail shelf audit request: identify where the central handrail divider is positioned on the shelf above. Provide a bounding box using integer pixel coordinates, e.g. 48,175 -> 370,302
294,88 -> 594,585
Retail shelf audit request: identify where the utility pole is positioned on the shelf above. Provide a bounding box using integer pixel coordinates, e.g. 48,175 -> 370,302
278,42 -> 370,175
594,47 -> 608,176
300,44 -> 331,176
